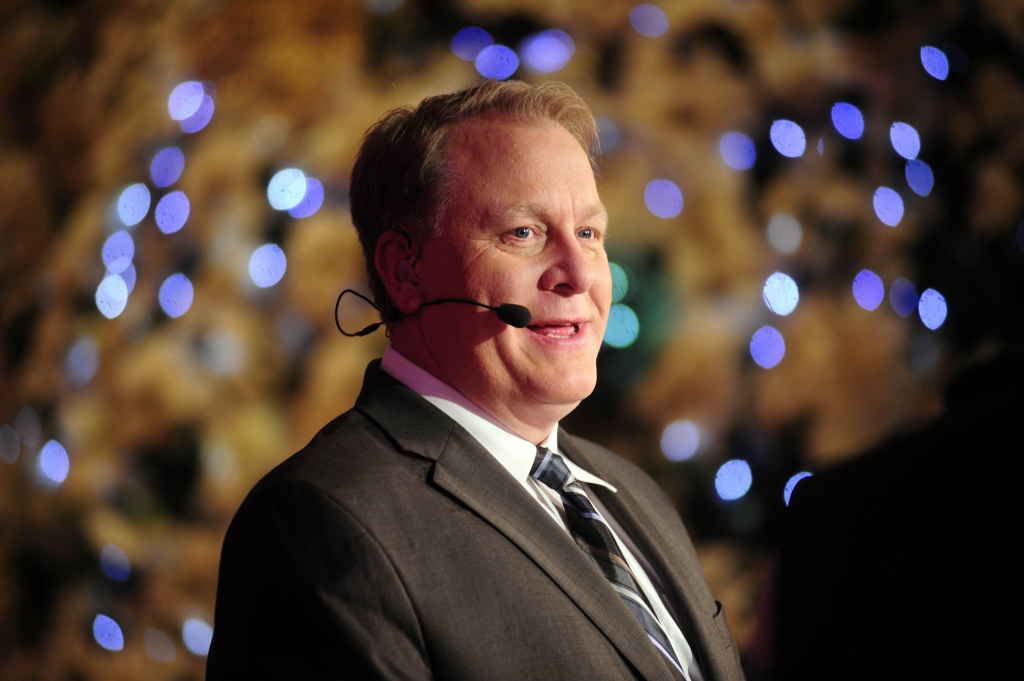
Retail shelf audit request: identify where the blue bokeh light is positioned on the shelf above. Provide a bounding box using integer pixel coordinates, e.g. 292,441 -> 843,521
918,288 -> 947,330
95,275 -> 128,319
852,269 -> 884,311
750,326 -> 785,369
889,277 -> 919,317
719,132 -> 756,170
890,122 -> 921,159
766,213 -> 802,254
610,262 -> 629,303
145,629 -> 176,663
661,420 -> 701,462
763,272 -> 799,316
451,27 -> 493,61
817,138 -> 824,155
66,337 -> 99,387
93,615 -> 124,651
267,168 -> 307,210
783,471 -> 812,506
629,4 -> 669,37
288,177 -> 324,218
38,440 -> 69,486
921,46 -> 949,80
715,459 -> 752,501
644,179 -> 683,218
159,273 -> 194,318
100,544 -> 131,582
831,102 -> 864,140
905,160 -> 934,197
168,82 -> 204,121
118,263 -> 137,295
873,187 -> 904,227
150,147 -> 185,188
102,230 -> 134,274
182,618 -> 214,656
604,303 -> 640,348
117,183 -> 151,227
770,119 -> 806,157
520,30 -> 574,74
248,244 -> 287,288
475,44 -> 519,79
180,95 -> 214,133
156,191 -> 190,234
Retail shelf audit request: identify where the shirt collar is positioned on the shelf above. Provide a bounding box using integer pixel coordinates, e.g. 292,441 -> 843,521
380,347 -> 616,492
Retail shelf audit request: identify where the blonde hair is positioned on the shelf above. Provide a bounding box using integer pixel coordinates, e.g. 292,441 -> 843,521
349,79 -> 599,306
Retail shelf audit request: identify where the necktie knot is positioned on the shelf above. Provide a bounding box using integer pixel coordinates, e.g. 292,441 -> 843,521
530,446 -> 574,491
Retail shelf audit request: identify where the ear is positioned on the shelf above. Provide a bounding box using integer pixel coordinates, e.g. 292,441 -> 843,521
374,230 -> 424,315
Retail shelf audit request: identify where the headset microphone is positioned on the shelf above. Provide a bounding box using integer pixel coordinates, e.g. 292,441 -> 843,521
421,298 -> 532,328
335,290 -> 532,337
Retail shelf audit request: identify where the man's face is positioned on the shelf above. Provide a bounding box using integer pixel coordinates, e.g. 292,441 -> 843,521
411,117 -> 612,431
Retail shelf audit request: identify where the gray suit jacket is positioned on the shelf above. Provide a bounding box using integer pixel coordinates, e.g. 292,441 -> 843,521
207,361 -> 743,680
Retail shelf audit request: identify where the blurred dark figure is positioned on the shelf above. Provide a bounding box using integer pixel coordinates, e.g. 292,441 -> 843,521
763,350 -> 1021,679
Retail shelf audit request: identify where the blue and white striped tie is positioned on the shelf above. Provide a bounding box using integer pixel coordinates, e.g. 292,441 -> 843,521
531,447 -> 687,680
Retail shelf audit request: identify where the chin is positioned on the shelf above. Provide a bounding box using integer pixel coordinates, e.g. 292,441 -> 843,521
532,367 -> 597,406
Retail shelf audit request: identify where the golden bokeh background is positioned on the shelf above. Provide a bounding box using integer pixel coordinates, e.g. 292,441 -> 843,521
1,0 -> 1022,677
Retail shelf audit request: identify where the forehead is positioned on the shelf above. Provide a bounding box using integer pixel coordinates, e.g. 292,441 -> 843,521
444,117 -> 600,218
449,114 -> 580,151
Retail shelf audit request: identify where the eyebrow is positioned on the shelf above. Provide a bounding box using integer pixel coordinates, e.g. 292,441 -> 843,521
497,202 -> 609,224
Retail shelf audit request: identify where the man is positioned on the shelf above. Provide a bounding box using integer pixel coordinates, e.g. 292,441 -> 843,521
207,80 -> 743,681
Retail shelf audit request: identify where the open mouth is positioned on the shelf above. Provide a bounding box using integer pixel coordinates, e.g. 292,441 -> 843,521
527,323 -> 581,338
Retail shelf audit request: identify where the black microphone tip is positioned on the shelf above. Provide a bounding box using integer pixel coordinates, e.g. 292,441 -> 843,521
496,303 -> 532,328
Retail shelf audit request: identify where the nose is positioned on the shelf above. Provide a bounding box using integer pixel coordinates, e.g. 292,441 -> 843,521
538,232 -> 596,296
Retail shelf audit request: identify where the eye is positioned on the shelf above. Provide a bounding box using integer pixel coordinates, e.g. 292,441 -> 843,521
578,228 -> 595,240
512,227 -> 532,239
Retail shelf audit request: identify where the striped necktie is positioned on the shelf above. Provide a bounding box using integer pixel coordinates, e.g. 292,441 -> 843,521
530,447 -> 687,680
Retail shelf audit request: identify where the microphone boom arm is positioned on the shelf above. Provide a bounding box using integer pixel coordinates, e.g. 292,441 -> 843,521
334,290 -> 531,337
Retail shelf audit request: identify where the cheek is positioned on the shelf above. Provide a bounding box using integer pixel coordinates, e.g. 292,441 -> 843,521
594,273 -> 614,314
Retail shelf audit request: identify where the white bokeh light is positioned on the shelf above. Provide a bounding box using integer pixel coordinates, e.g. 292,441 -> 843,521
248,244 -> 287,288
763,272 -> 799,316
766,214 -> 802,254
95,275 -> 129,319
267,169 -> 308,210
182,618 -> 214,656
661,420 -> 701,462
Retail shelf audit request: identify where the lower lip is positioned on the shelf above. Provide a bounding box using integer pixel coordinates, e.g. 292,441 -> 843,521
523,323 -> 588,348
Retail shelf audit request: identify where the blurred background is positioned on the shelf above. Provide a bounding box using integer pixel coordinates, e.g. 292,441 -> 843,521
1,0 -> 1022,677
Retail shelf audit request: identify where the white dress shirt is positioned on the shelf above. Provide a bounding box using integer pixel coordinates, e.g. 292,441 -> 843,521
381,347 -> 704,681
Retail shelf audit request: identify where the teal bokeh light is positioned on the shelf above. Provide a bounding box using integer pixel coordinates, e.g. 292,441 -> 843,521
604,303 -> 640,348
610,262 -> 629,303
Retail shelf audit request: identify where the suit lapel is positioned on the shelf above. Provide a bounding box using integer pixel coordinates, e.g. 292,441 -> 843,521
559,435 -> 731,681
355,363 -> 675,681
